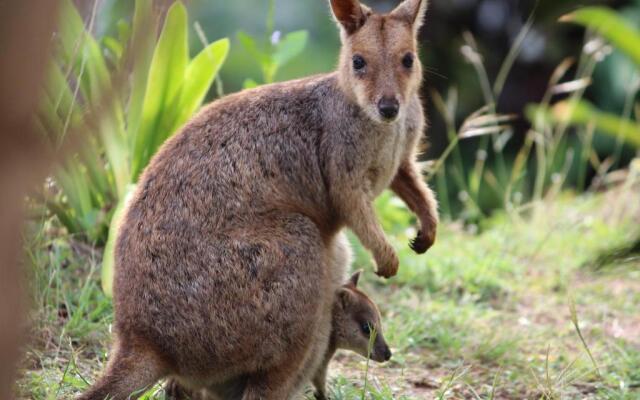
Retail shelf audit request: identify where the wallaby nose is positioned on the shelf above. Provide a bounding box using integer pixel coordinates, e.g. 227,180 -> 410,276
378,97 -> 399,120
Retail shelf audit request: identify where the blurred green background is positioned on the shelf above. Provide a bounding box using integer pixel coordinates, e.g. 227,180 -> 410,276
90,0 -> 639,214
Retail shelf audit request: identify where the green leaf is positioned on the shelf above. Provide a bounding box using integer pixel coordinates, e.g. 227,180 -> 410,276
238,31 -> 275,82
45,198 -> 82,235
38,93 -> 65,144
41,65 -> 76,141
175,38 -> 230,129
526,100 -> 640,148
58,0 -> 128,199
133,0 -> 189,180
79,136 -> 111,203
237,31 -> 267,65
58,0 -> 113,108
273,30 -> 308,68
102,184 -> 137,296
103,36 -> 124,64
127,0 -> 156,149
56,159 -> 95,232
117,19 -> 131,45
243,78 -> 259,89
560,7 -> 640,68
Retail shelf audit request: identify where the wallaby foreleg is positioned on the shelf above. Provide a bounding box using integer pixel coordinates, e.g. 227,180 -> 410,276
391,161 -> 438,254
344,196 -> 399,278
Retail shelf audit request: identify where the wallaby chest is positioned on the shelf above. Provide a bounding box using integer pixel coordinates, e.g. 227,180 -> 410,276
365,121 -> 411,196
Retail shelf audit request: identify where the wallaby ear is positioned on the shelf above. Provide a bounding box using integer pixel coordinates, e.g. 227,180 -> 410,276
347,269 -> 362,288
330,0 -> 370,35
390,0 -> 428,34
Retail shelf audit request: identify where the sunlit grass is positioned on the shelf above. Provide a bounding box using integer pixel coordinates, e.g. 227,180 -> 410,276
17,186 -> 640,399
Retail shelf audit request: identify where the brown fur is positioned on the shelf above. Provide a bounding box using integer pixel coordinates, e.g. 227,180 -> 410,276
165,272 -> 391,400
80,1 -> 437,399
310,272 -> 391,400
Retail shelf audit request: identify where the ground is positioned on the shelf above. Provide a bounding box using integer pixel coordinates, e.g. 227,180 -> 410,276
16,183 -> 640,399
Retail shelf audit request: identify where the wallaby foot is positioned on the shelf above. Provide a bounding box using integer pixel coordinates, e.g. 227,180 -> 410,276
78,342 -> 166,400
165,379 -> 223,400
165,379 -> 196,400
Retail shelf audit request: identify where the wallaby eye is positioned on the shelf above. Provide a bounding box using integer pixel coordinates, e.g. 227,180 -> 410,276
402,53 -> 414,69
352,55 -> 367,72
361,322 -> 371,336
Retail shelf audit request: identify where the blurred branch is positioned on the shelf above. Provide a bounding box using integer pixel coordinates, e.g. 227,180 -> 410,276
0,1 -> 61,399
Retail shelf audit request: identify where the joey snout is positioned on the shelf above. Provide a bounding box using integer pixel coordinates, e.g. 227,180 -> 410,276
370,341 -> 392,363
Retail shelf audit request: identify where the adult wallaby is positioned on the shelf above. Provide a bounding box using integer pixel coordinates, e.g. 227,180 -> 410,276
79,0 -> 437,399
165,271 -> 391,400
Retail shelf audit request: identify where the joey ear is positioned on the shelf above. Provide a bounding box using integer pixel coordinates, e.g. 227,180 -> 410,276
390,0 -> 428,33
330,0 -> 370,35
338,288 -> 355,309
347,269 -> 362,288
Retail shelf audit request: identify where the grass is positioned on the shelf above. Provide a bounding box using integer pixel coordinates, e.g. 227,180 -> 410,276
15,178 -> 640,399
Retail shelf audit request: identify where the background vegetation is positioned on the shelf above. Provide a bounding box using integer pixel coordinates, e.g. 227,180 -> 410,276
19,0 -> 639,398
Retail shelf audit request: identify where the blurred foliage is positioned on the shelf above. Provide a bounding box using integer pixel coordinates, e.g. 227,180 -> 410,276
237,0 -> 309,88
523,6 -> 640,207
39,0 -> 229,245
528,99 -> 640,148
563,6 -> 640,67
528,6 -> 640,149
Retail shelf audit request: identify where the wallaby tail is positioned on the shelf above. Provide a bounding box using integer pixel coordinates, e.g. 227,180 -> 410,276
77,341 -> 167,400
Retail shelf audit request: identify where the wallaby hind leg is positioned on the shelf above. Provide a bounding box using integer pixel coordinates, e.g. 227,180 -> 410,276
78,341 -> 167,400
241,348 -> 311,400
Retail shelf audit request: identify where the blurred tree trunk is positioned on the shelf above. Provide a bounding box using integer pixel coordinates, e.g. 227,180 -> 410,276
0,1 -> 59,399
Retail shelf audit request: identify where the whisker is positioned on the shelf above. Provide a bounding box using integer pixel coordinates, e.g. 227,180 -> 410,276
423,67 -> 448,80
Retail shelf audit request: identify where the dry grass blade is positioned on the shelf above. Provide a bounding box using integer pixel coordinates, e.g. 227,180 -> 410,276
459,125 -> 510,139
430,88 -> 454,127
529,364 -> 556,400
467,104 -> 493,120
569,297 -> 601,378
461,31 -> 494,105
361,325 -> 378,400
436,365 -> 469,400
550,77 -> 592,95
488,365 -> 503,400
459,109 -> 517,139
493,0 -> 539,96
549,57 -> 576,87
462,113 -> 517,129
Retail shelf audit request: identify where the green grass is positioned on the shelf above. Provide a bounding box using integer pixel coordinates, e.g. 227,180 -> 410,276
16,184 -> 640,399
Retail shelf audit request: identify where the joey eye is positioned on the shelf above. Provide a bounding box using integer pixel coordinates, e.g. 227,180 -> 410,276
402,53 -> 414,69
361,322 -> 371,336
353,55 -> 367,72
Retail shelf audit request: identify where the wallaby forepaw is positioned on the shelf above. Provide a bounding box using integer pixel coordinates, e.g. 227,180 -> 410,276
409,228 -> 435,254
375,250 -> 399,278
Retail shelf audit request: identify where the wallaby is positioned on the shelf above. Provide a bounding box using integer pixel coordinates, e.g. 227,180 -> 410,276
165,271 -> 391,400
79,0 -> 437,399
